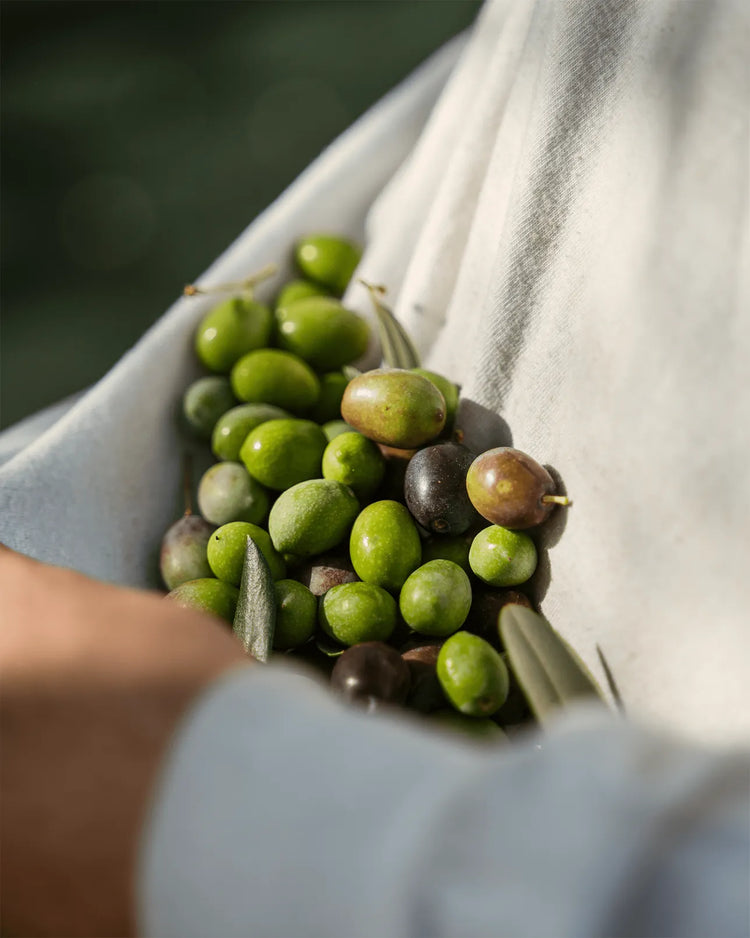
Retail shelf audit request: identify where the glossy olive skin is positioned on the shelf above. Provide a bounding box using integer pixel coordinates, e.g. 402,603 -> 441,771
331,641 -> 411,710
468,526 -> 537,587
211,403 -> 290,462
268,479 -> 359,557
399,560 -> 472,638
436,631 -> 509,717
349,500 -> 421,592
341,369 -> 446,449
165,577 -> 239,624
195,296 -> 273,373
240,418 -> 327,491
207,521 -> 286,585
319,582 -> 397,646
230,349 -> 320,414
466,447 -> 557,529
404,442 -> 480,535
159,514 -> 214,590
411,369 -> 459,432
294,234 -> 362,296
275,297 -> 370,370
322,431 -> 385,500
275,278 -> 329,310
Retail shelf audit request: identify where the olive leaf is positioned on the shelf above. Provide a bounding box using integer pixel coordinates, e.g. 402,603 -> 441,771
233,536 -> 276,662
499,604 -> 607,723
359,279 -> 421,370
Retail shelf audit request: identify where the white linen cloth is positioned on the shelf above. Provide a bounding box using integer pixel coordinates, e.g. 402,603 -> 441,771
1,1 -> 749,935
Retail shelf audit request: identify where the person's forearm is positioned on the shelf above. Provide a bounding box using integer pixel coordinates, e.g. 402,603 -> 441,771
0,547 -> 250,937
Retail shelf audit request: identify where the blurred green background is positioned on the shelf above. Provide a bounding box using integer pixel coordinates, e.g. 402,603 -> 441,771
1,0 -> 481,429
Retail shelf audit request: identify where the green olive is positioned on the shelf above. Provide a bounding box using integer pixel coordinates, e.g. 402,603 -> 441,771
230,349 -> 320,414
268,479 -> 359,557
468,525 -> 538,587
239,418 -> 327,491
211,403 -> 290,462
275,297 -> 370,370
165,578 -> 239,624
349,500 -> 421,592
341,369 -> 446,448
275,278 -> 330,310
197,462 -> 270,526
182,376 -> 236,440
195,296 -> 273,373
294,234 -> 362,296
319,582 -> 397,646
321,431 -> 385,500
399,560 -> 472,637
272,579 -> 317,650
207,521 -> 286,585
436,631 -> 509,717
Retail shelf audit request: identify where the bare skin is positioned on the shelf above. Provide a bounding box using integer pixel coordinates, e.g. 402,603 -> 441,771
0,546 -> 251,937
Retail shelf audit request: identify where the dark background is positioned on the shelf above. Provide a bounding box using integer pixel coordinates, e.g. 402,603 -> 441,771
1,0 -> 481,428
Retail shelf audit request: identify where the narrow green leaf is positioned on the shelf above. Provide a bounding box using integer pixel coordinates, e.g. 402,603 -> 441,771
499,605 -> 606,723
233,536 -> 276,661
342,365 -> 362,381
359,279 -> 421,369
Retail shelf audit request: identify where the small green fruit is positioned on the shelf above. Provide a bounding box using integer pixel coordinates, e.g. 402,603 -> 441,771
240,418 -> 327,491
207,521 -> 286,585
469,525 -> 537,587
341,369 -> 446,448
166,578 -> 239,624
195,297 -> 273,373
294,234 -> 362,296
268,479 -> 359,557
399,560 -> 472,637
230,349 -> 320,414
349,500 -> 421,592
197,462 -> 269,526
211,403 -> 290,461
275,297 -> 369,370
273,579 -> 317,650
322,431 -> 385,499
319,582 -> 397,646
436,631 -> 509,717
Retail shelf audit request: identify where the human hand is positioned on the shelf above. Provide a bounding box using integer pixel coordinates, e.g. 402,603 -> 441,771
0,547 -> 250,937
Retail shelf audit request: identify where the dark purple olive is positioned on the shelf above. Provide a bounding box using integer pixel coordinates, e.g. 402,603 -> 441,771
293,552 -> 358,596
402,644 -> 446,713
330,641 -> 411,711
464,588 -> 533,650
404,443 -> 481,535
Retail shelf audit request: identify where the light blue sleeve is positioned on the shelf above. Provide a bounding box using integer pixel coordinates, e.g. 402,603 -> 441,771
138,666 -> 750,938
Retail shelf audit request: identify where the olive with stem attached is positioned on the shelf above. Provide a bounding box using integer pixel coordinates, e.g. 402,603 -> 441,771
466,447 -> 570,529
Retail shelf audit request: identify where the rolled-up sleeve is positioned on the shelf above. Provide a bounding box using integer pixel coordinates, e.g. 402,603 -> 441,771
137,666 -> 750,938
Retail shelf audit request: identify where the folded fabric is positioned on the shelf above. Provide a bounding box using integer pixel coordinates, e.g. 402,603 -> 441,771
1,0 -> 748,754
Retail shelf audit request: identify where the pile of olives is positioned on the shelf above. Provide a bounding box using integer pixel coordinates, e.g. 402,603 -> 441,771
161,233 -> 570,742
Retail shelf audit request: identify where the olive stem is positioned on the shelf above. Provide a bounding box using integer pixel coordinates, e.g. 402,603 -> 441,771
541,494 -> 571,506
184,262 -> 278,298
182,452 -> 194,516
